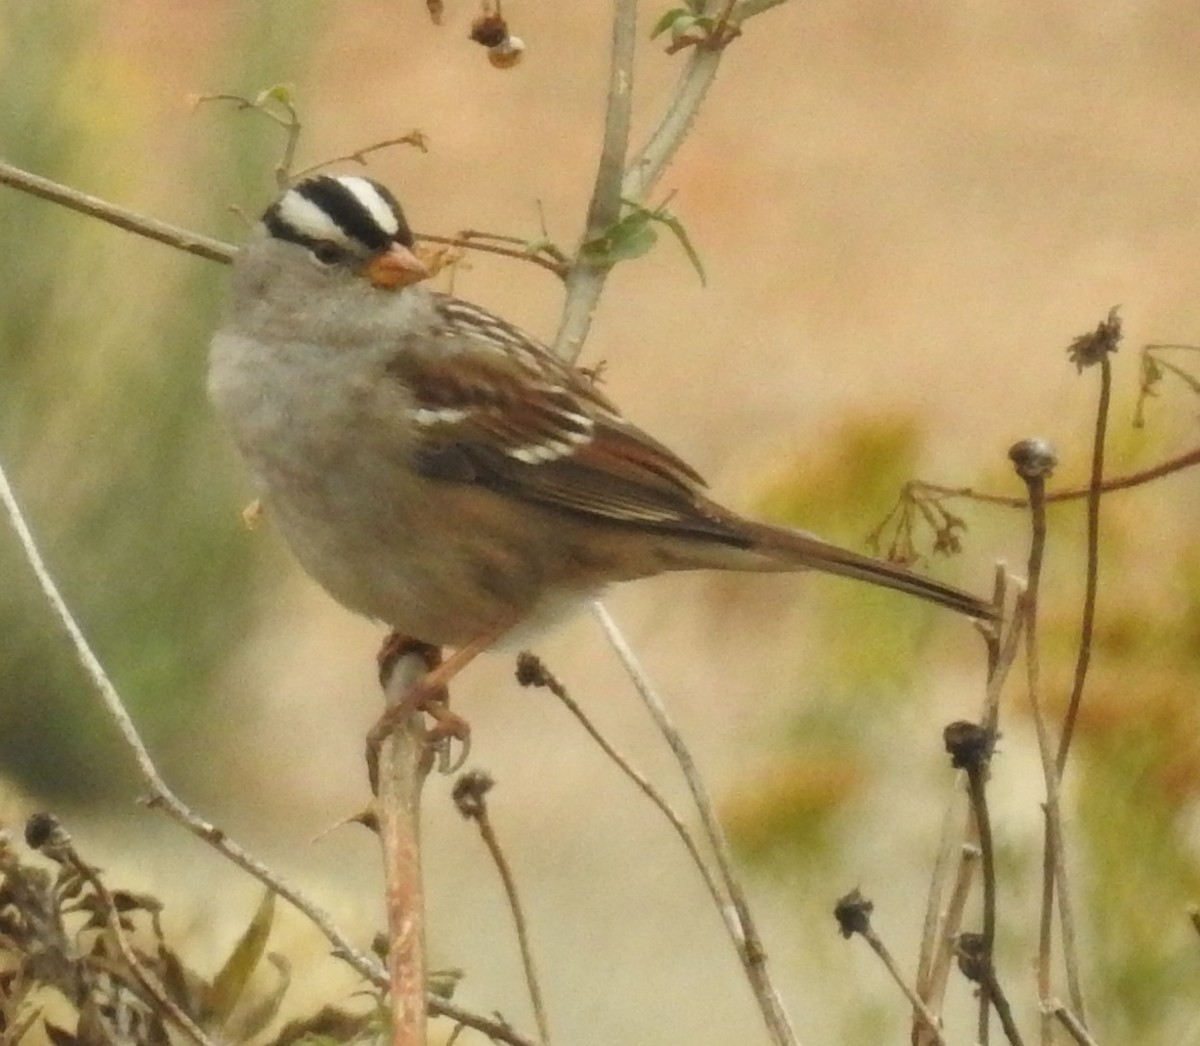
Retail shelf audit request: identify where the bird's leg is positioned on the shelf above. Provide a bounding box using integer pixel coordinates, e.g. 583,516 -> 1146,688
367,630 -> 499,790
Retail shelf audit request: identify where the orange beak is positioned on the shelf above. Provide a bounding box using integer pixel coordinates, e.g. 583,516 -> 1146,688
362,243 -> 430,289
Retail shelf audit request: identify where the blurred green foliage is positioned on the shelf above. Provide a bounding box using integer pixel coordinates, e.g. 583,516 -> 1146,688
0,2 -> 327,800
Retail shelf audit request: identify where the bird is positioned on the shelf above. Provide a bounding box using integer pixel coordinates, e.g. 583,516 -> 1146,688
208,174 -> 994,714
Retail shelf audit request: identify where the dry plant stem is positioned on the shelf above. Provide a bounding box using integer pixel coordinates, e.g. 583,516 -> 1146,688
1047,358 -> 1113,1027
963,756 -> 999,1045
472,808 -> 551,1045
856,924 -> 947,1046
1057,359 -> 1110,773
375,655 -> 434,1046
915,795 -> 965,1000
1048,1001 -> 1100,1046
980,966 -> 1025,1046
909,441 -> 1200,509
528,658 -> 729,919
431,1000 -> 539,1046
915,575 -> 1022,1044
0,159 -> 562,282
913,842 -> 979,1046
56,833 -> 216,1046
420,232 -> 566,277
0,158 -> 235,263
1019,471 -> 1068,1046
591,602 -> 801,1046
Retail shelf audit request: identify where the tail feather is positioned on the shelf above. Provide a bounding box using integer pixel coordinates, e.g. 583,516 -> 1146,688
736,518 -> 997,621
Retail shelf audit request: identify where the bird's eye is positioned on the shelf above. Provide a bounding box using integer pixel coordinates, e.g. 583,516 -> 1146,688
310,241 -> 345,265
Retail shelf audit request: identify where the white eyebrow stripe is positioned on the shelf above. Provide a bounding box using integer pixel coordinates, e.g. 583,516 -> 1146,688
338,176 -> 400,236
276,191 -> 352,244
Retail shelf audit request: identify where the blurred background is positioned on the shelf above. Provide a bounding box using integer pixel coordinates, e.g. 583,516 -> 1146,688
2,1 -> 1200,1042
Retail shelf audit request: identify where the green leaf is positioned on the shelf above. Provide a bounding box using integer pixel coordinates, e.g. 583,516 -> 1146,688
204,889 -> 277,1026
650,8 -> 690,38
606,213 -> 660,261
654,206 -> 707,285
256,83 -> 293,106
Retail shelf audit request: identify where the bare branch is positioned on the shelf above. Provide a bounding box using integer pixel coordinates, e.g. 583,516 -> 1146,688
1046,1001 -> 1101,1046
0,158 -> 235,264
905,441 -> 1200,510
591,602 -> 801,1046
553,0 -> 638,359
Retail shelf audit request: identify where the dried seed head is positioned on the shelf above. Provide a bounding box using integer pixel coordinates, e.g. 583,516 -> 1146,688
488,36 -> 525,69
452,770 -> 495,819
1008,438 -> 1057,481
833,888 -> 874,938
470,12 -> 509,48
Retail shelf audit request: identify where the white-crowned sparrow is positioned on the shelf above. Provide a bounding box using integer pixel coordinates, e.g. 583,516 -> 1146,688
208,174 -> 994,668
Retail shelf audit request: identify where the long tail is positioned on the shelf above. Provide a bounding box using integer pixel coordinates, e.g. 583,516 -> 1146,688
737,518 -> 997,621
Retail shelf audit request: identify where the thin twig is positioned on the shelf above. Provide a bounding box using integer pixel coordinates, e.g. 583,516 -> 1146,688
591,602 -> 801,1046
915,570 -> 1020,1045
913,841 -> 979,1046
419,232 -> 567,277
945,723 -> 999,1045
1047,1001 -> 1101,1046
865,928 -> 947,1046
1057,360 -> 1109,771
834,891 -> 946,1046
432,1000 -> 540,1046
1009,440 -> 1065,1046
1,155 -> 567,286
453,773 -> 551,1046
553,0 -> 638,359
0,455 -> 385,985
290,131 -> 429,182
906,442 -> 1200,509
515,653 -> 729,918
983,966 -> 1026,1046
0,158 -> 235,263
1049,357 -> 1112,1028
0,455 -> 539,1046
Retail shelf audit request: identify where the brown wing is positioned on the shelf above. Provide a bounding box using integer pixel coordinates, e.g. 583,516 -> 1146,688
388,294 -> 752,546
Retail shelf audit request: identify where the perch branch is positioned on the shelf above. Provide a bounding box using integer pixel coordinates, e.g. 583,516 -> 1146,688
375,654 -> 435,1046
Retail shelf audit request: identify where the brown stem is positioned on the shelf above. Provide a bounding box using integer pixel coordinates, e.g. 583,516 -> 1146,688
453,772 -> 551,1046
1057,360 -> 1109,771
515,652 -> 730,920
909,442 -> 1200,509
0,158 -> 235,263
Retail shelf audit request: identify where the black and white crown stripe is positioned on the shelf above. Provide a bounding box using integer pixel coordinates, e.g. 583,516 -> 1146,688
264,175 -> 414,252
